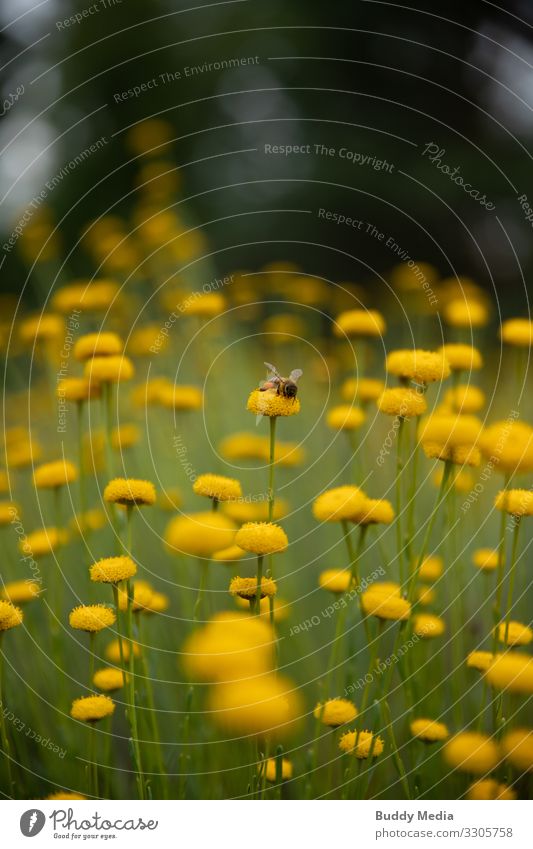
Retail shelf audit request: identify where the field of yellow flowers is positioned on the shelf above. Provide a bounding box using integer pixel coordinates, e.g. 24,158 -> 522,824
0,121 -> 532,802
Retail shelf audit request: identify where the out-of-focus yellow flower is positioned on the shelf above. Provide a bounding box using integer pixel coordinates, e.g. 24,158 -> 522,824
467,651 -> 494,672
127,324 -> 167,356
472,548 -> 499,571
46,792 -> 87,800
361,589 -> 411,621
416,585 -> 436,606
70,695 -> 115,722
34,459 -> 77,489
413,613 -> 445,638
1,580 -> 40,604
208,673 -> 301,738
85,354 -> 134,384
157,487 -> 182,512
444,385 -> 485,414
19,314 -> 64,345
485,653 -> 533,694
272,441 -> 306,467
377,388 -> 427,418
104,477 -> 156,507
438,344 -> 483,372
494,621 -> 532,647
334,309 -> 385,338
386,349 -> 450,384
467,779 -> 516,800
261,313 -> 306,338
117,580 -> 154,613
212,544 -> 247,564
0,501 -> 19,526
19,527 -> 62,559
182,612 -> 274,681
90,556 -> 137,584
229,576 -> 277,600
52,280 -> 119,314
444,298 -> 489,328
443,732 -> 500,774
105,638 -> 140,663
318,569 -> 351,594
93,667 -> 127,692
0,599 -> 23,631
6,438 -> 42,469
494,489 -> 533,517
219,432 -> 267,461
110,424 -> 141,451
354,498 -> 395,525
499,318 -> 533,347
69,604 -> 116,632
57,377 -> 100,403
339,730 -> 384,758
419,414 -> 482,448
501,728 -> 533,772
423,441 -> 481,467
247,389 -> 300,418
261,758 -> 293,782
127,118 -> 173,155
480,420 -> 533,474
410,718 -> 449,742
235,522 -> 288,556
326,405 -> 366,431
70,509 -> 106,536
222,498 -> 289,524
181,291 -> 226,318
312,485 -> 366,523
341,377 -> 384,403
158,384 -> 203,411
314,698 -> 357,727
74,332 -> 123,361
419,555 -> 443,582
165,511 -> 236,557
193,473 -> 242,503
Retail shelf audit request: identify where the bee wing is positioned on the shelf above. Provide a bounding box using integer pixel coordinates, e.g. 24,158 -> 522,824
289,368 -> 303,383
264,361 -> 281,380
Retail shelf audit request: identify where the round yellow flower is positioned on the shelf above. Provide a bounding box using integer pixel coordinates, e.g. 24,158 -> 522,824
93,667 -> 126,691
1,580 -> 40,604
52,280 -> 119,314
485,653 -> 533,694
314,698 -> 358,727
182,291 -> 226,317
467,651 -> 494,672
339,730 -> 384,758
213,545 -> 247,564
361,589 -> 411,621
501,728 -> 533,772
0,501 -> 19,526
229,576 -> 277,600
222,498 -> 289,524
355,498 -> 395,525
111,424 -> 140,451
326,405 -> 366,431
74,332 -> 123,361
341,377 -> 384,403
208,673 -> 301,738
467,779 -> 516,800
219,432 -> 268,461
419,555 -> 443,582
472,548 -> 499,571
444,298 -> 489,328
157,487 -> 183,512
480,420 -> 533,474
193,473 -> 242,502
34,459 -> 77,489
377,388 -> 427,418
57,377 -> 100,403
443,732 -> 500,774
19,313 -> 64,345
90,555 -> 137,584
143,591 -> 170,614
422,441 -> 481,467
0,599 -> 23,631
334,309 -> 385,338
165,511 -> 236,557
235,522 -> 288,556
494,621 -> 532,647
438,344 -> 483,372
261,757 -> 293,782
69,604 -> 116,632
84,355 -> 134,384
386,349 -> 450,384
312,485 -> 366,523
117,581 -> 154,613
413,613 -> 446,638
70,695 -> 115,722
494,489 -> 533,517
500,318 -> 533,347
416,585 -> 436,606
105,638 -> 140,663
247,389 -> 301,418
444,385 -> 485,414
182,612 -> 274,681
159,384 -> 203,411
104,477 -> 156,507
19,527 -> 61,559
318,569 -> 351,594
419,414 -> 482,448
128,323 -> 168,356
410,718 -> 449,742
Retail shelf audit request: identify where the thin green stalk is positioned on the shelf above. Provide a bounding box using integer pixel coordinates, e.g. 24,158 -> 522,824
193,559 -> 209,621
89,723 -> 99,797
341,521 -> 370,642
125,577 -> 145,798
406,417 -> 420,561
408,460 -> 452,600
381,698 -> 412,799
503,519 -> 521,645
267,416 -> 277,522
89,632 -> 95,690
255,555 -> 264,615
0,635 -> 14,795
493,476 -> 511,646
77,401 -> 87,520
138,617 -> 167,797
395,417 -> 405,582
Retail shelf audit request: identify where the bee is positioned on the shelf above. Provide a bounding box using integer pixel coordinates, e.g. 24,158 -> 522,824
260,362 -> 303,399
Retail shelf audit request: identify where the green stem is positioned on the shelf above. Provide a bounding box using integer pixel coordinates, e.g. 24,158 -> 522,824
493,475 -> 511,647
408,460 -> 452,600
125,577 -> 145,798
0,635 -> 14,795
341,522 -> 370,642
138,617 -> 167,797
503,519 -> 521,646
381,698 -> 412,799
193,559 -> 209,621
395,417 -> 405,582
267,416 -> 277,522
77,401 -> 87,520
255,555 -> 264,615
89,632 -> 95,690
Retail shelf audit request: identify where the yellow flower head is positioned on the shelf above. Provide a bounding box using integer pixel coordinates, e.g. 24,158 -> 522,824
69,604 -> 116,632
472,548 -> 499,571
104,478 -> 156,507
57,377 -> 100,403
0,501 -> 19,526
312,485 -> 366,523
90,556 -> 137,584
34,459 -> 77,489
386,349 -> 450,384
19,313 -> 64,345
117,580 -> 154,613
222,498 -> 289,524
341,377 -> 384,403
467,651 -> 494,673
208,673 -> 301,738
84,355 -> 134,384
212,544 -> 247,564
334,309 -> 386,338
494,621 -> 533,647
111,424 -> 140,451
377,388 -> 427,418
229,576 -> 277,600
46,793 -> 87,800
70,695 -> 115,722
438,344 -> 483,372
19,527 -> 61,559
235,522 -> 288,556
338,730 -> 384,758
501,728 -> 533,772
143,591 -> 170,614
443,298 -> 489,328
480,420 -> 533,474
326,405 -> 366,431
0,599 -> 23,631
413,613 -> 446,638
485,653 -> 533,694
182,612 -> 274,682
494,489 -> 533,517
261,758 -> 293,782
158,384 -> 203,411
193,474 -> 242,502
157,487 -> 183,512
182,291 -> 226,317
419,555 -> 444,582
444,384 -> 485,414
443,732 -> 500,774
166,511 -> 236,557
416,585 -> 436,606
419,414 -> 482,449
128,323 -> 168,356
361,590 -> 411,621
410,718 -> 449,742
74,332 -> 123,361
500,318 -> 533,347
52,280 -> 119,314
467,779 -> 516,800
93,667 -> 126,691
1,580 -> 40,604
355,498 -> 395,525
105,638 -> 140,663
422,441 -> 481,467
318,569 -> 351,594
247,389 -> 301,418
314,698 -> 358,727
219,432 -> 268,461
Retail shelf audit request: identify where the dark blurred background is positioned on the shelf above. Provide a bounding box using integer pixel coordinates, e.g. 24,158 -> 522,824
1,0 -> 533,303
